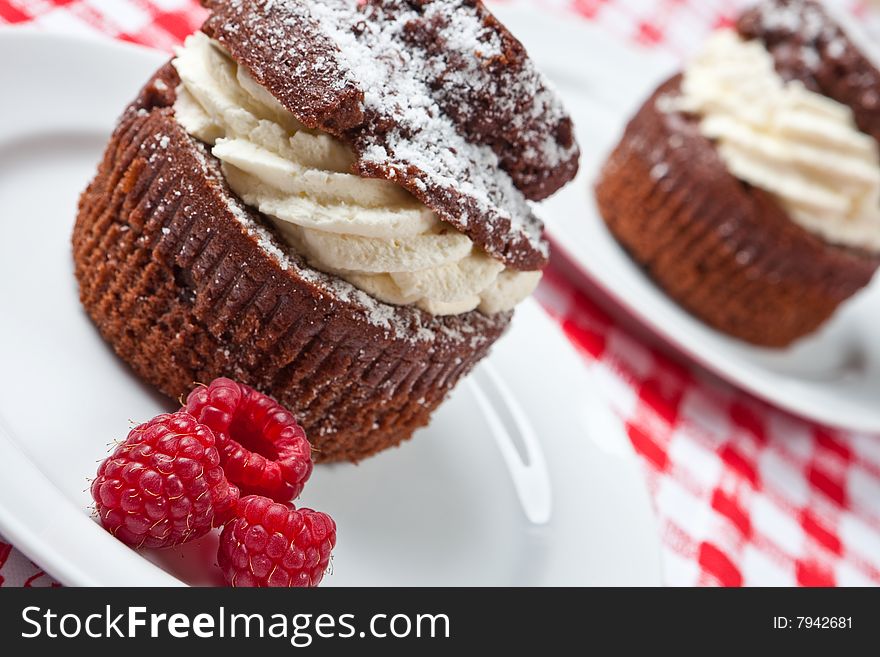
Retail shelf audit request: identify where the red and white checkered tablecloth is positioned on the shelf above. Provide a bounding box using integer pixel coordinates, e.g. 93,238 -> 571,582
1,0 -> 879,587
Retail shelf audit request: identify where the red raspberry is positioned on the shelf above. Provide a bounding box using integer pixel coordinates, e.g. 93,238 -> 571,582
91,411 -> 239,548
185,378 -> 313,502
218,495 -> 336,587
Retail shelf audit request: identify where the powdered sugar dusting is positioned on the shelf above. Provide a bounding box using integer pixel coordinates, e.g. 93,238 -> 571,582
753,0 -> 880,72
203,0 -> 577,270
756,0 -> 825,40
308,0 -> 548,257
406,0 -> 576,170
814,0 -> 880,73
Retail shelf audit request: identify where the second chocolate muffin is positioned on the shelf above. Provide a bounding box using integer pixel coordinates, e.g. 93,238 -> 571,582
596,0 -> 880,347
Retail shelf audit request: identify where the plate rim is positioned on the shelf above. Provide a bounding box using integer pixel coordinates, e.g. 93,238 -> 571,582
546,183 -> 880,435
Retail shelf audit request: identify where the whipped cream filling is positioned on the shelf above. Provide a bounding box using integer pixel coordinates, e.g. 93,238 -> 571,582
171,32 -> 540,315
675,29 -> 880,251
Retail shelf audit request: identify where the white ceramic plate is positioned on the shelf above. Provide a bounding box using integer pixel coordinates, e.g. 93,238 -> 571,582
0,29 -> 660,586
495,5 -> 880,434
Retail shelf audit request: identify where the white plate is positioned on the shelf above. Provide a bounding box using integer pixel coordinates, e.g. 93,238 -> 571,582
0,29 -> 660,586
495,5 -> 880,434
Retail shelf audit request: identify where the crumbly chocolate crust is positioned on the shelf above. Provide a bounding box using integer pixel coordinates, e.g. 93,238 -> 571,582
73,63 -> 512,463
737,0 -> 880,145
202,0 -> 579,270
595,76 -> 880,348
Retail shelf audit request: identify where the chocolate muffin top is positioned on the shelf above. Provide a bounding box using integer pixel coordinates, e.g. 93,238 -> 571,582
737,0 -> 880,145
200,0 -> 580,271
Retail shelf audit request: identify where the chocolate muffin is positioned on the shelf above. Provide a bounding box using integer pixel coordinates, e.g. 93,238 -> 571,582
596,0 -> 880,347
73,0 -> 579,462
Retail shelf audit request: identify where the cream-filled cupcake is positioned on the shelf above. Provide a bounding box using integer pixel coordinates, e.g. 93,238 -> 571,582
596,0 -> 880,347
73,0 -> 579,461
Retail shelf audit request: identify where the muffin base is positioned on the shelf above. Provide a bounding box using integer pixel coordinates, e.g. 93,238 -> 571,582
595,76 -> 880,348
72,63 -> 512,463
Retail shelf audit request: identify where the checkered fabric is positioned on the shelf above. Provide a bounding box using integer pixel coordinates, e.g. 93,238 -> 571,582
1,0 -> 879,587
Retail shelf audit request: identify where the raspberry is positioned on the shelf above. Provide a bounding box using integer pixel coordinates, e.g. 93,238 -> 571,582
217,495 -> 336,587
185,378 -> 313,502
91,411 -> 239,548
